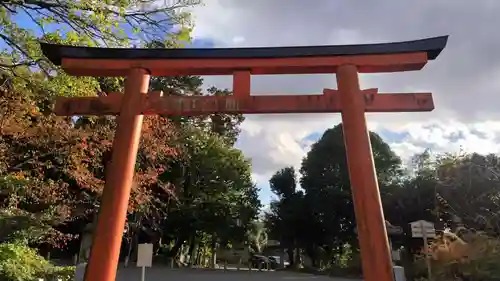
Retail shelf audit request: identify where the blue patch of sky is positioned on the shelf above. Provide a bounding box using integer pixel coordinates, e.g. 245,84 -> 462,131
189,38 -> 215,48
258,184 -> 273,206
1,13 -> 39,50
376,128 -> 410,143
4,9 -> 190,47
304,132 -> 322,142
4,7 -> 216,51
303,128 -> 411,147
304,128 -> 411,147
13,10 -> 68,36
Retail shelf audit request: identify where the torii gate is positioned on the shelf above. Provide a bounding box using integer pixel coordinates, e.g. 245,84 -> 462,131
41,35 -> 448,281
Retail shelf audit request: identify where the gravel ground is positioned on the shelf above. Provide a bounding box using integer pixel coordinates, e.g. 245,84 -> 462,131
113,267 -> 362,281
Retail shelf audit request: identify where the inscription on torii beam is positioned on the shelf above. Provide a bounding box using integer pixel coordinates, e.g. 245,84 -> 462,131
169,96 -> 240,112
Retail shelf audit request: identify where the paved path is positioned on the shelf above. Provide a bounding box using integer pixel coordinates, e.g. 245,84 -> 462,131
115,267 -> 361,281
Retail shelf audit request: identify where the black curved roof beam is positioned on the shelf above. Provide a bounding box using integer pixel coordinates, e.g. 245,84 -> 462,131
39,36 -> 448,77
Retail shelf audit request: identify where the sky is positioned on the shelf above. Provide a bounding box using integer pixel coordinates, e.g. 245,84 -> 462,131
186,0 -> 500,206
6,0 -> 500,208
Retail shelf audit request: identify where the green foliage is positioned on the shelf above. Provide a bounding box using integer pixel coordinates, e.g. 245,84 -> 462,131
384,151 -> 500,235
0,0 -> 259,271
265,166 -> 308,267
269,167 -> 297,198
0,175 -> 74,246
0,243 -> 50,281
0,5 -> 256,264
326,246 -> 362,278
161,126 -> 260,250
0,243 -> 75,281
246,220 -> 268,254
44,265 -> 76,281
299,124 -> 402,251
266,123 -> 403,268
0,0 -> 200,99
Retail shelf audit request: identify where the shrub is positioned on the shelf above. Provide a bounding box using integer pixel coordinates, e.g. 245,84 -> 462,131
44,265 -> 76,281
414,230 -> 500,281
0,243 -> 75,281
0,243 -> 50,281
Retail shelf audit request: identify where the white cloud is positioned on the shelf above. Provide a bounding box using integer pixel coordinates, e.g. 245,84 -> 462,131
188,0 -> 500,204
231,36 -> 245,44
387,121 -> 500,161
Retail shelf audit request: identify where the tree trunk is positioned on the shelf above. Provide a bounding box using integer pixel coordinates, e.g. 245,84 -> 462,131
287,247 -> 294,267
124,236 -> 133,267
210,237 -> 217,268
306,246 -> 317,267
130,231 -> 139,263
168,234 -> 187,258
196,249 -> 203,266
188,235 -> 199,267
293,247 -> 303,269
153,234 -> 162,256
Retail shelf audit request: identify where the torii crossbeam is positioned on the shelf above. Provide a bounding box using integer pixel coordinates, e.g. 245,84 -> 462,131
41,35 -> 448,281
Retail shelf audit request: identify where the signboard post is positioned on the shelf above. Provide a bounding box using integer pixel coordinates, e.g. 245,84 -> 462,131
137,243 -> 153,281
410,220 -> 435,280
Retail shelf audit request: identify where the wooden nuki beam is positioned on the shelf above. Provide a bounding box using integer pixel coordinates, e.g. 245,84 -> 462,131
54,90 -> 434,116
55,91 -> 124,116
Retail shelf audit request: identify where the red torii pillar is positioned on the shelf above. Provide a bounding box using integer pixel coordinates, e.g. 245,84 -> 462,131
40,35 -> 447,281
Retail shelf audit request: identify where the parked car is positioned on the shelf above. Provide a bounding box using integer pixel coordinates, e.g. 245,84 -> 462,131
249,255 -> 278,269
267,256 -> 280,265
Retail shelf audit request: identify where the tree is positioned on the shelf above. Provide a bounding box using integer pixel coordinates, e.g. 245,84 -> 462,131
385,151 -> 500,235
298,123 -> 402,265
0,0 -> 200,114
247,220 -> 268,254
157,126 -> 260,265
382,150 -> 439,230
0,175 -> 74,246
1,0 -> 262,268
0,80 -> 189,259
0,0 -> 196,70
147,50 -> 245,147
435,152 -> 500,234
381,150 -> 500,279
265,166 -> 312,268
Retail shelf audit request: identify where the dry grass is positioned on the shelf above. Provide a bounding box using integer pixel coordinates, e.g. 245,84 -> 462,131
415,229 -> 500,281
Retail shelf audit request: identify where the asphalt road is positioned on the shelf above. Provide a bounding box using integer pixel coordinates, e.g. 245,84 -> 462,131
114,267 -> 361,281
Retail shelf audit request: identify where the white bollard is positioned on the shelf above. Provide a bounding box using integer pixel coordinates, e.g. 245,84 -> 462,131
74,262 -> 88,281
393,265 -> 406,281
